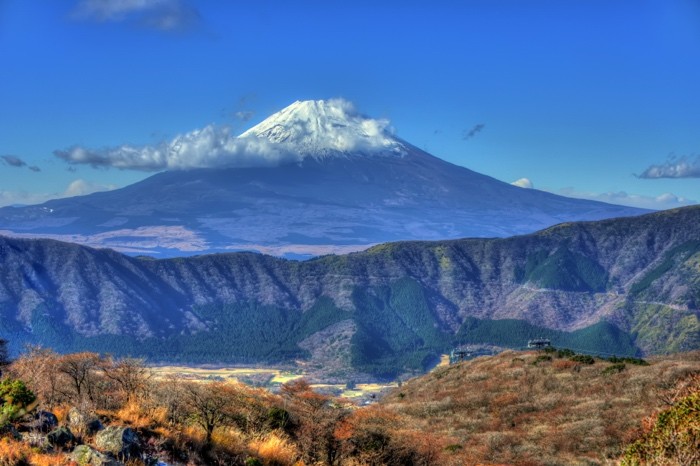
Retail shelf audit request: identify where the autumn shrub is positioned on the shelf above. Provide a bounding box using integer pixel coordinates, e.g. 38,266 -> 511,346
6,347 -> 62,408
249,432 -> 299,466
281,379 -> 348,465
570,354 -> 595,365
603,363 -> 626,375
333,405 -> 445,465
0,437 -> 31,466
532,355 -> 552,365
621,374 -> 700,466
556,348 -> 575,358
551,359 -> 577,370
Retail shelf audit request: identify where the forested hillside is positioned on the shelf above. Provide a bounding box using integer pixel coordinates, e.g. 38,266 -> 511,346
1,207 -> 699,378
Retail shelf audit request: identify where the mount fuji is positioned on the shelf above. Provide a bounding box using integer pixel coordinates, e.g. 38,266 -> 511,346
0,99 -> 645,257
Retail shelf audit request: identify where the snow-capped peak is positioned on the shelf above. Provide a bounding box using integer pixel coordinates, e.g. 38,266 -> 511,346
239,99 -> 405,157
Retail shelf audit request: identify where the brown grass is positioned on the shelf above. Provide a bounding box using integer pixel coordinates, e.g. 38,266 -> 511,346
113,400 -> 157,429
249,433 -> 300,466
382,350 -> 700,466
0,437 -> 70,466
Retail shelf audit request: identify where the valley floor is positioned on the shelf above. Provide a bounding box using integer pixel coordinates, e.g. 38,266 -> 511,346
150,364 -> 398,404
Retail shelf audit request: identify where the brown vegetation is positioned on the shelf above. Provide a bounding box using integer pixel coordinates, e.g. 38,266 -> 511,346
1,347 -> 698,465
381,350 -> 700,466
1,348 -> 437,465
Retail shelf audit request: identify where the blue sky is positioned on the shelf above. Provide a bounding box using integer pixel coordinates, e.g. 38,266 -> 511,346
1,0 -> 699,209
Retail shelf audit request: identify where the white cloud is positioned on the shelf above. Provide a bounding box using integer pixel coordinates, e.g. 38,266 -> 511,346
0,179 -> 116,207
72,0 -> 200,32
234,111 -> 254,122
54,99 -> 403,171
63,179 -> 116,197
54,125 -> 302,171
556,187 -> 696,210
638,154 -> 700,179
511,177 -> 534,189
0,190 -> 54,207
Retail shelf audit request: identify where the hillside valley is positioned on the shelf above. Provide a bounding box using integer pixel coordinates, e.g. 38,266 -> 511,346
0,206 -> 699,380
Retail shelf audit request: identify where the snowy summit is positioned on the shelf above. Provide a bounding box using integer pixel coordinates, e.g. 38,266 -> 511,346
239,99 -> 405,157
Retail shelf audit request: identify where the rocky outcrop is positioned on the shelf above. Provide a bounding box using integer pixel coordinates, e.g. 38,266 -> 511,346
68,407 -> 103,435
71,445 -> 123,466
95,426 -> 141,459
47,426 -> 76,449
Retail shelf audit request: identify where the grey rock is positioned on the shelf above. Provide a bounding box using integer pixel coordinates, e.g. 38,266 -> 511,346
71,445 -> 124,466
95,426 -> 141,458
68,407 -> 103,435
47,426 -> 76,449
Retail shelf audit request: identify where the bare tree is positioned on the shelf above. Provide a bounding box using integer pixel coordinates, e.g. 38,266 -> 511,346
101,357 -> 152,404
282,379 -> 349,465
8,346 -> 62,407
57,352 -> 104,405
179,381 -> 240,444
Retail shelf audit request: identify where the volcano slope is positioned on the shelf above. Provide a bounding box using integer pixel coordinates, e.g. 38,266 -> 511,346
0,100 -> 645,257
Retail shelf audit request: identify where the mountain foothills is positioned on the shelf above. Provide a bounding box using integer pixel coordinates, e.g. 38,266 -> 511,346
0,100 -> 644,257
0,206 -> 698,379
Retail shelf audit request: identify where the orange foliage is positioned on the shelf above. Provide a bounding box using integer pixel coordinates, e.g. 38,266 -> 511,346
0,437 -> 71,466
249,433 -> 299,466
551,359 -> 577,370
0,437 -> 30,466
114,400 -> 156,429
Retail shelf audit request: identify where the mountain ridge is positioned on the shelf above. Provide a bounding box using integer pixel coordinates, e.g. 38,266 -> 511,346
1,206 -> 698,378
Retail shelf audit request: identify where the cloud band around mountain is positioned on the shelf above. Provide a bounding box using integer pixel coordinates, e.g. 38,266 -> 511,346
638,154 -> 700,179
54,99 -> 401,171
54,125 -> 305,171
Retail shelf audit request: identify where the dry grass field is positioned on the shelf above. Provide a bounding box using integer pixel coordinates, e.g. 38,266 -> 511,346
150,365 -> 397,402
381,349 -> 700,466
